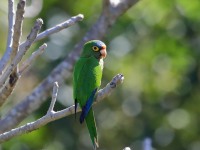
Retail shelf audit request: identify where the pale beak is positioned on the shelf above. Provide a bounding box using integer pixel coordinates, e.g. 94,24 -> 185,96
100,45 -> 107,59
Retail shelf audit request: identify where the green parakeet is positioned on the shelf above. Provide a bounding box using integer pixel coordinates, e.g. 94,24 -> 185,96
73,40 -> 107,149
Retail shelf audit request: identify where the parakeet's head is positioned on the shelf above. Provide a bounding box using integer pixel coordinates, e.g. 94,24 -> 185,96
81,40 -> 107,59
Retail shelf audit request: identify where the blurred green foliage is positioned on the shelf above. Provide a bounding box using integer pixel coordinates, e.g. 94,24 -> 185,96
0,0 -> 200,150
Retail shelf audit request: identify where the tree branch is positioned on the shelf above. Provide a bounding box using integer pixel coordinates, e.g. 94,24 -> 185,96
19,14 -> 84,51
0,74 -> 124,143
19,43 -> 47,74
0,43 -> 47,107
8,0 -> 26,91
0,19 -> 43,107
0,18 -> 43,87
0,0 -> 15,75
47,82 -> 59,114
0,15 -> 83,108
11,0 -> 25,63
0,0 -> 138,133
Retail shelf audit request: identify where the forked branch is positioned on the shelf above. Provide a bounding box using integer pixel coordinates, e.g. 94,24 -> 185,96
0,74 -> 124,143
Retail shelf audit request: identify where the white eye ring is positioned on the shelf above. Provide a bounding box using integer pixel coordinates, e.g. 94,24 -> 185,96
92,46 -> 99,51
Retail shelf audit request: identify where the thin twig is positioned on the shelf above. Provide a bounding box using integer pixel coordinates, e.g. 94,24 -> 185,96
0,44 -> 47,106
0,74 -> 124,143
0,14 -> 83,106
19,43 -> 47,74
10,0 -> 26,84
0,18 -> 43,87
19,14 -> 84,51
35,14 -> 84,42
0,0 -> 15,75
0,19 -> 43,107
11,0 -> 25,63
0,14 -> 84,131
47,82 -> 59,114
0,0 -> 137,133
0,0 -> 26,107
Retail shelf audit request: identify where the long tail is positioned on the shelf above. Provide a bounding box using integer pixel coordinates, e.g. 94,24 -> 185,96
85,108 -> 99,149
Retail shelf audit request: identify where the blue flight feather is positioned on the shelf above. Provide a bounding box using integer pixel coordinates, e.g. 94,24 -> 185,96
80,88 -> 97,123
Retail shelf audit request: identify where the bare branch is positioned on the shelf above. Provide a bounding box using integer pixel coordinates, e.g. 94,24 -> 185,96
0,81 -> 14,107
19,14 -> 84,50
9,0 -> 26,87
0,14 -> 83,108
11,0 -> 26,63
0,44 -> 46,107
35,14 -> 84,42
19,43 -> 47,74
0,18 -> 43,87
0,0 -> 15,75
47,82 -> 59,114
0,43 -> 47,107
0,74 -> 124,143
0,0 -> 26,107
0,0 -> 137,133
0,14 -> 82,105
0,19 -> 43,107
19,18 -> 44,54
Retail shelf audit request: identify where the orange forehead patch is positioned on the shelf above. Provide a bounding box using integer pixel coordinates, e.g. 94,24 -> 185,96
102,45 -> 106,49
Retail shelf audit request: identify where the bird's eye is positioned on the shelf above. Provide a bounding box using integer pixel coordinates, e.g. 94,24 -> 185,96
92,46 -> 99,51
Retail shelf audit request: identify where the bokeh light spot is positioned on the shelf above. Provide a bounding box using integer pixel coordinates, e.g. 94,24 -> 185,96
122,97 -> 142,117
25,0 -> 43,18
109,35 -> 132,58
154,126 -> 174,146
167,109 -> 190,129
98,109 -> 118,129
44,42 -> 63,60
189,141 -> 200,150
57,84 -> 73,106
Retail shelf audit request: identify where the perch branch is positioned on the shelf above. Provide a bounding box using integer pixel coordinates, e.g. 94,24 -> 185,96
0,0 -> 138,133
0,74 -> 124,143
0,0 -> 15,75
